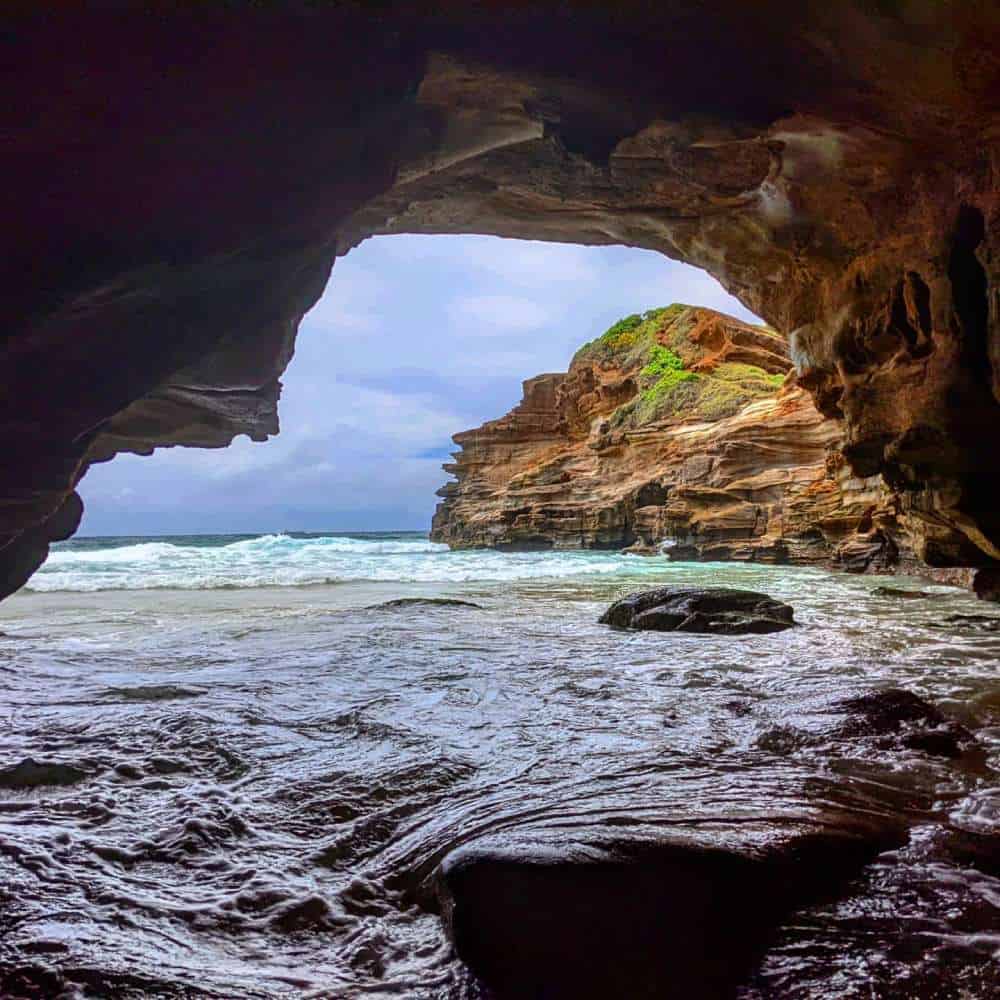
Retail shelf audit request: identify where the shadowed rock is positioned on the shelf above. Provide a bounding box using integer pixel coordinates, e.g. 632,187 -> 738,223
369,597 -> 483,610
435,686 -> 972,997
437,819 -> 903,1000
0,758 -> 86,789
756,688 -> 980,761
600,586 -> 795,634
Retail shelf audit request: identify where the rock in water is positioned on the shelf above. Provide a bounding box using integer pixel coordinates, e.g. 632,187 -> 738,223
599,587 -> 795,634
369,597 -> 482,610
755,688 -> 980,760
871,586 -> 933,599
434,685 -> 963,998
437,819 -> 901,1000
0,758 -> 86,789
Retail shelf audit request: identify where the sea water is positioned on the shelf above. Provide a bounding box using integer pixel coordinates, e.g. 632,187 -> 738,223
0,533 -> 998,997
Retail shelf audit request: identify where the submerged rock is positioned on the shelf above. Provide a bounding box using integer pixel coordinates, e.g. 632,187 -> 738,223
933,613 -> 1000,632
369,597 -> 482,610
756,688 -> 979,761
871,586 -> 934,599
599,586 -> 795,634
0,758 -> 86,789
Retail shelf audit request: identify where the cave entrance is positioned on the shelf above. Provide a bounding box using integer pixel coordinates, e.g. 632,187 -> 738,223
72,235 -> 759,541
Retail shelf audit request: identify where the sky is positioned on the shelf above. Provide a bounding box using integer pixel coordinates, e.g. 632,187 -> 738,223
77,236 -> 760,536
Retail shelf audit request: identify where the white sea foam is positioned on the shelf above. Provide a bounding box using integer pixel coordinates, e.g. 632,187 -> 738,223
30,532 -> 670,592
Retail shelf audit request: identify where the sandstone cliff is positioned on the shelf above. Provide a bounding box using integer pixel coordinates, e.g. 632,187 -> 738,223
432,306 -> 905,569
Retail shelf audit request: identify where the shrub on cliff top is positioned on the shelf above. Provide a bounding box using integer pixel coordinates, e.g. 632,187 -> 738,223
640,344 -> 687,379
573,304 -> 688,365
575,305 -> 786,429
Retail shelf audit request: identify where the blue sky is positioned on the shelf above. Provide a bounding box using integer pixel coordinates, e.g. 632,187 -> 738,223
77,236 -> 759,536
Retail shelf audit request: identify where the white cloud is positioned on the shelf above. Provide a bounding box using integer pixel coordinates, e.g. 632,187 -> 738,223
447,294 -> 553,333
302,264 -> 381,333
457,237 -> 600,287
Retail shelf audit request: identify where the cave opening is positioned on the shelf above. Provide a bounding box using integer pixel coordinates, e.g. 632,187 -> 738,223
72,235 -> 760,544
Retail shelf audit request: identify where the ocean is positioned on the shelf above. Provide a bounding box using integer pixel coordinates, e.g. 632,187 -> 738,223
1,532 -> 998,997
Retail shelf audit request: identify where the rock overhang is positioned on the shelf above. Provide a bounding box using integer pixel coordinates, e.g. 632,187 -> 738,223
3,2 -> 1000,596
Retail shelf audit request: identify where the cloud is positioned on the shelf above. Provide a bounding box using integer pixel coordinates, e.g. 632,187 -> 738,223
455,237 -> 600,287
302,265 -> 382,333
370,234 -> 601,287
447,294 -> 553,333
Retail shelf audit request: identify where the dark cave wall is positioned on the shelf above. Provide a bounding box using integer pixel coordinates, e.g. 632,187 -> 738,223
3,1 -> 999,596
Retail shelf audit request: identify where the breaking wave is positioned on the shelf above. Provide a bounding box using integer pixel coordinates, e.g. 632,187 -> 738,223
28,531 -> 670,592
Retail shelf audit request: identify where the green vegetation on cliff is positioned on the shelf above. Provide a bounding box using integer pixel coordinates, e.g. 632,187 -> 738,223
574,305 -> 788,430
573,305 -> 688,366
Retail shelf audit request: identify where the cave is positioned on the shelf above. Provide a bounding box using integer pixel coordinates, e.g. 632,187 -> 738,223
4,1 -> 1000,600
4,4 -> 1000,997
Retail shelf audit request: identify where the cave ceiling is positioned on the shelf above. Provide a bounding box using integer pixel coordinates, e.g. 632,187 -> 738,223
3,1 -> 999,596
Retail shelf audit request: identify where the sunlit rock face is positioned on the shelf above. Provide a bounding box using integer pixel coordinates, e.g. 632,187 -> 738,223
4,3 -> 1000,596
431,305 -> 909,568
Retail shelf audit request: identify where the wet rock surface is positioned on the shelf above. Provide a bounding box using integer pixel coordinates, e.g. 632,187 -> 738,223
934,613 -> 1000,632
756,688 -> 981,761
2,571 -> 997,997
370,597 -> 483,610
599,586 -> 795,634
436,684 -> 984,999
437,820 -> 902,1000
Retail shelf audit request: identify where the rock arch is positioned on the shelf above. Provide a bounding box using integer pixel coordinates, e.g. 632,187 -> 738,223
4,2 -> 999,597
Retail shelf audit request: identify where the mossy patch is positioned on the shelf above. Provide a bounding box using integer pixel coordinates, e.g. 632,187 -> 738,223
610,360 -> 785,428
574,306 -> 786,429
640,344 -> 687,379
573,305 -> 689,367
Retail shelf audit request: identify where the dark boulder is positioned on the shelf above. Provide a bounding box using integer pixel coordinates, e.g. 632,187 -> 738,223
436,819 -> 903,1000
835,689 -> 978,759
0,758 -> 86,789
600,587 -> 794,634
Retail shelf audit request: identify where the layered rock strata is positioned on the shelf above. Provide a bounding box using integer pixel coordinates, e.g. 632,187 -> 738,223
432,306 -> 907,570
5,4 -> 1000,596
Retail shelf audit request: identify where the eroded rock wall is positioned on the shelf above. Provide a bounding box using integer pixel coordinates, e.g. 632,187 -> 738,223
5,3 -> 1000,596
432,306 -> 907,569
